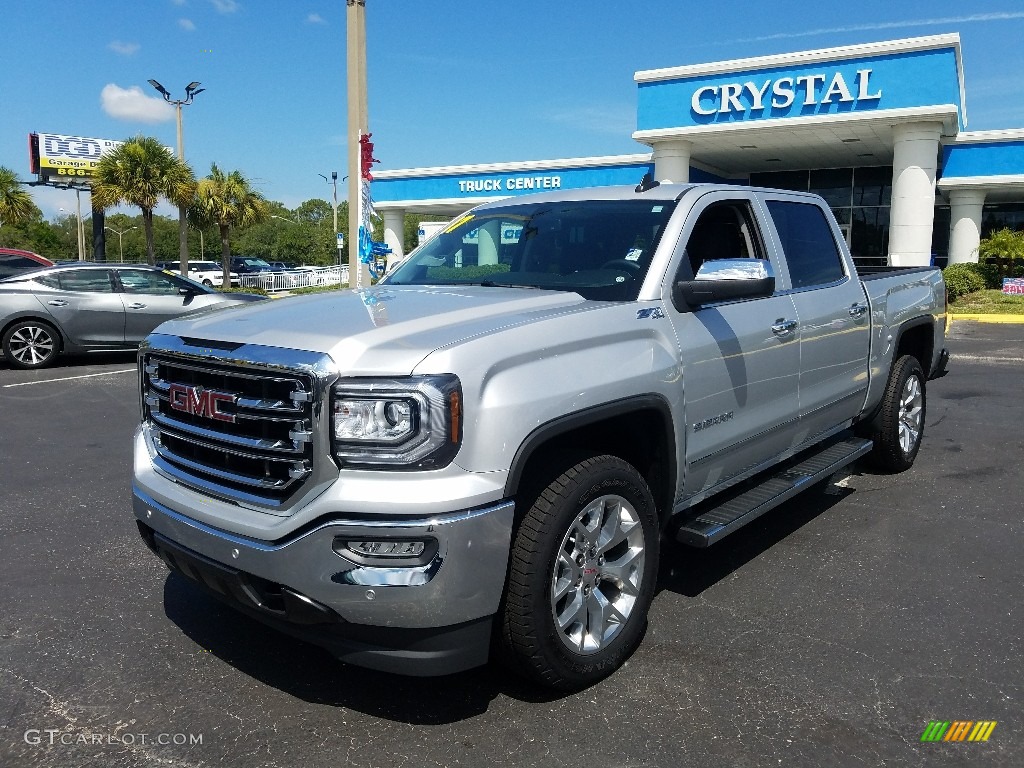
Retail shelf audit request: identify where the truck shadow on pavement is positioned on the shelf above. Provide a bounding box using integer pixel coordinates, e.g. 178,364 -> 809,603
657,481 -> 854,597
161,481 -> 854,721
162,575 -> 562,721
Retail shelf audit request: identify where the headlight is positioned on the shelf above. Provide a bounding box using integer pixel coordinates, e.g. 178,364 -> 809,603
331,375 -> 461,468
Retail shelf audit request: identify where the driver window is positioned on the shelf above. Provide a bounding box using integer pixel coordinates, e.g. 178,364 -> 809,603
682,200 -> 763,278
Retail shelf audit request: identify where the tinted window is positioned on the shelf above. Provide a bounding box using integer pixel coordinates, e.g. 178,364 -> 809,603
766,201 -> 845,289
681,200 -> 764,278
0,254 -> 44,279
118,270 -> 192,295
57,269 -> 115,292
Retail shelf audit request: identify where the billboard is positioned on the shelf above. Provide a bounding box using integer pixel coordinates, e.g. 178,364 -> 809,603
30,133 -> 125,184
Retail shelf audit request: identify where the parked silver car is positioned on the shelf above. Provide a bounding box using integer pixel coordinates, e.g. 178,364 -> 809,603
0,263 -> 267,369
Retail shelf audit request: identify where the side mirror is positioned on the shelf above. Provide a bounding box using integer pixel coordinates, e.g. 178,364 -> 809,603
178,286 -> 200,296
673,258 -> 775,311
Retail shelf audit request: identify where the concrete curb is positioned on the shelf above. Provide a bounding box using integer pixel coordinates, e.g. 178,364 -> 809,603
950,314 -> 1024,324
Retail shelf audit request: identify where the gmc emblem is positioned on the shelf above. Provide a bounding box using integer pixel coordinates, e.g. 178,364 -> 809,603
167,384 -> 236,423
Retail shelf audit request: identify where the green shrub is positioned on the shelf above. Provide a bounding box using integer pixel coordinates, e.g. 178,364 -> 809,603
218,286 -> 268,296
978,228 -> 1024,261
289,283 -> 349,295
943,263 -> 987,300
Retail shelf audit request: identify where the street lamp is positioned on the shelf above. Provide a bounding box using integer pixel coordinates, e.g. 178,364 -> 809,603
59,204 -> 86,261
148,79 -> 205,275
320,172 -> 344,268
104,225 -> 137,261
271,214 -> 299,224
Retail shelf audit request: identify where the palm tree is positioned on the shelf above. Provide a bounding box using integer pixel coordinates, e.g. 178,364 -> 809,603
91,136 -> 195,264
190,164 -> 270,284
0,166 -> 37,228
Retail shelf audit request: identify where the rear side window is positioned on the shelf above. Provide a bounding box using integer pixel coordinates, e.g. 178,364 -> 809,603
57,269 -> 115,292
766,200 -> 845,289
0,254 -> 44,279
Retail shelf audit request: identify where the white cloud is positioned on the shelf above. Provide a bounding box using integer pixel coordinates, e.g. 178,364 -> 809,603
178,18 -> 196,31
731,12 -> 1024,44
307,13 -> 326,25
101,84 -> 176,124
108,40 -> 140,56
210,0 -> 239,13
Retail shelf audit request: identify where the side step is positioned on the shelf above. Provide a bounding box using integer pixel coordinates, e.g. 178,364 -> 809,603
675,436 -> 873,547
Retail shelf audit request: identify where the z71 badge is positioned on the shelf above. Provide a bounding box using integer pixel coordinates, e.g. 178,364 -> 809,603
636,307 -> 665,320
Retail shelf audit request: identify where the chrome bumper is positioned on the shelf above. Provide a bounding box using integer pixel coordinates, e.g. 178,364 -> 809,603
132,486 -> 514,630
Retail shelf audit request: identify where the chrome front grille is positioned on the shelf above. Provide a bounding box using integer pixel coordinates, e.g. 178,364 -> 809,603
142,353 -> 316,506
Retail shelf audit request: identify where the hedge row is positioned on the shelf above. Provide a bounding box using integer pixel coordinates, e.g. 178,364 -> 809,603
943,260 -> 1024,300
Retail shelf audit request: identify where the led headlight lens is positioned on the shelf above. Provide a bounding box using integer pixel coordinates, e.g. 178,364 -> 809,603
331,375 -> 461,468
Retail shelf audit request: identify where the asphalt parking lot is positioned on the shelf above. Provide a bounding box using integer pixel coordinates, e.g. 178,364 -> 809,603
0,322 -> 1021,768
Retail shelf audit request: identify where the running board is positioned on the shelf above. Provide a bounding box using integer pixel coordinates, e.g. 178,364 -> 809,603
675,436 -> 873,547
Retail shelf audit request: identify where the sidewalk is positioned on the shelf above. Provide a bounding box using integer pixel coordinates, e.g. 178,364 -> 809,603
950,314 -> 1024,324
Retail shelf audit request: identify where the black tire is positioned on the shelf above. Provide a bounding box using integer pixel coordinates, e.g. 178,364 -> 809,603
202,279 -> 213,286
863,355 -> 926,472
2,319 -> 61,369
499,455 -> 659,690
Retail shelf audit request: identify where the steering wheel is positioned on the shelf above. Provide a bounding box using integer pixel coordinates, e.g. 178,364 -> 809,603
600,259 -> 643,275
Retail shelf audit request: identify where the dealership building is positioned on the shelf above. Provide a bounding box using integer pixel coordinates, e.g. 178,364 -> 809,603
372,34 -> 1024,268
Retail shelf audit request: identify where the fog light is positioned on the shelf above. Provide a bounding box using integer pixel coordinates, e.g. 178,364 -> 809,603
347,540 -> 426,558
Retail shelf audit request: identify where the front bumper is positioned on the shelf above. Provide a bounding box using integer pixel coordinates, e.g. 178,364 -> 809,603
133,486 -> 515,675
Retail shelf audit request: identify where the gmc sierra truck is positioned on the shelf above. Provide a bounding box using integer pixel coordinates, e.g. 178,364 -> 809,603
132,182 -> 948,690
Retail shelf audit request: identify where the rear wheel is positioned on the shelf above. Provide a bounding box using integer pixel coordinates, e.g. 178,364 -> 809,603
500,455 -> 659,690
863,355 -> 926,472
3,319 -> 61,369
202,279 -> 213,286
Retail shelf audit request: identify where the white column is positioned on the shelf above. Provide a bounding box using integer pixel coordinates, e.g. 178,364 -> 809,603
382,209 -> 405,262
947,188 -> 987,265
652,139 -> 692,183
888,122 -> 943,266
478,219 -> 501,265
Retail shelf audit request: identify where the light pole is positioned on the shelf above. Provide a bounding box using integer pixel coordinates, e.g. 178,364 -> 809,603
320,172 -> 343,269
104,225 -> 137,261
59,205 -> 85,261
148,79 -> 204,276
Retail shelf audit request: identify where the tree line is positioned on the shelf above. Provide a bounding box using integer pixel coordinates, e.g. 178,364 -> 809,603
0,137 -> 441,278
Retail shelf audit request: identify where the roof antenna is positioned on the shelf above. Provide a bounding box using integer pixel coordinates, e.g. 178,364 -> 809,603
635,173 -> 660,193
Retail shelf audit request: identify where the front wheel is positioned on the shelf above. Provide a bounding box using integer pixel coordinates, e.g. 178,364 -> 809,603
499,455 -> 659,690
863,355 -> 926,472
3,319 -> 61,369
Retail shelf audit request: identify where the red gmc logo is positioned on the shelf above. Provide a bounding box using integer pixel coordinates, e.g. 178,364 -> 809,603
167,384 -> 236,423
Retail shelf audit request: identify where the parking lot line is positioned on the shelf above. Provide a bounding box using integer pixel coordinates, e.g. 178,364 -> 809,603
1,368 -> 136,388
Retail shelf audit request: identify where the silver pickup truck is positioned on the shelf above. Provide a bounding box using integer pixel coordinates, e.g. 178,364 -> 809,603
132,182 -> 947,690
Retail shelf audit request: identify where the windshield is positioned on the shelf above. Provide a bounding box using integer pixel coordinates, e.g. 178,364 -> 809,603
241,258 -> 271,267
385,199 -> 677,301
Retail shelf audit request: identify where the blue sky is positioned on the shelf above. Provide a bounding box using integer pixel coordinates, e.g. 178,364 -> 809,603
3,0 -> 1024,219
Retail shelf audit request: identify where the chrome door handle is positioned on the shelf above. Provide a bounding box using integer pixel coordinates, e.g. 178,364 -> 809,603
47,299 -> 68,307
771,319 -> 798,337
127,302 -> 147,310
849,303 -> 869,318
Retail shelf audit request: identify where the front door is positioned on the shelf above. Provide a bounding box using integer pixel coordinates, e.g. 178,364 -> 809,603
665,193 -> 801,504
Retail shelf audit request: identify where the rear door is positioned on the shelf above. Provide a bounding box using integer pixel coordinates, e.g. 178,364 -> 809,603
33,268 -> 126,346
664,191 -> 801,502
761,196 -> 870,439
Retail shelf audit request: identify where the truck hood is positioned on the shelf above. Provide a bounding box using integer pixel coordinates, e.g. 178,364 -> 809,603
152,285 -> 589,374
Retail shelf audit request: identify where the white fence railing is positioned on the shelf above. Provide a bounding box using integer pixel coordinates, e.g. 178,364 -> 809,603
239,266 -> 349,293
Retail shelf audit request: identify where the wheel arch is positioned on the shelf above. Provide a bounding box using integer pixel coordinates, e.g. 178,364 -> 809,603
504,395 -> 677,526
1,313 -> 67,351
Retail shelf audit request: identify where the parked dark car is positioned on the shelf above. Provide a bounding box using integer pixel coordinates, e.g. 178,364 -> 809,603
0,263 -> 267,369
0,248 -> 53,279
230,256 -> 282,274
